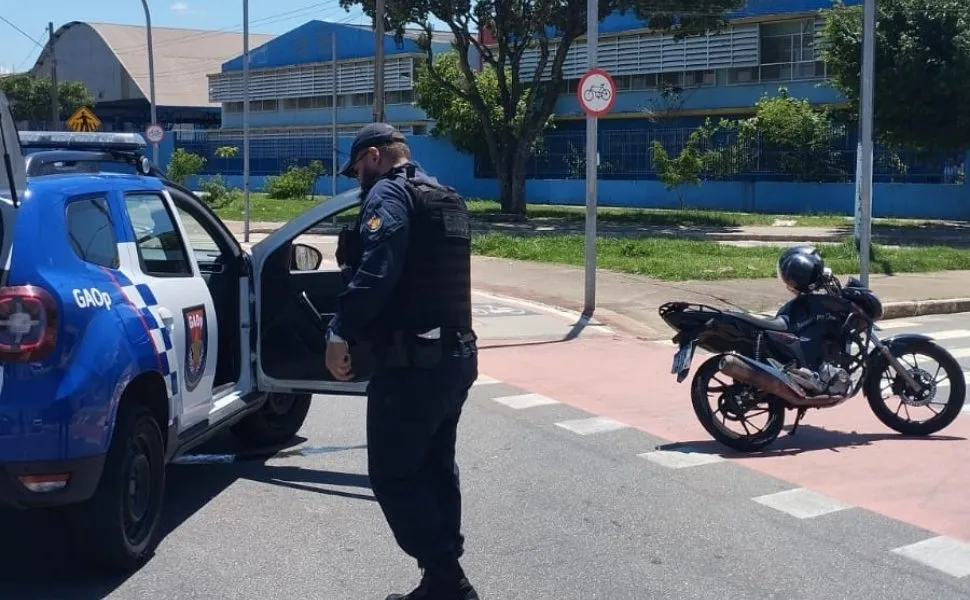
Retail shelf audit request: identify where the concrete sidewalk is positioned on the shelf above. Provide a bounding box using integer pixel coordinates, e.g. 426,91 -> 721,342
470,256 -> 970,339
222,219 -> 970,340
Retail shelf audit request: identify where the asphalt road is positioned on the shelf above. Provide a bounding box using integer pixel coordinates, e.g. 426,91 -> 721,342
2,378 -> 968,599
2,310 -> 969,599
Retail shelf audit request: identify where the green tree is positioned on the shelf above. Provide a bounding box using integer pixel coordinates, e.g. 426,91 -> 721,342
340,0 -> 744,215
0,73 -> 93,123
166,148 -> 206,186
414,50 -> 551,158
820,0 -> 970,153
708,88 -> 845,182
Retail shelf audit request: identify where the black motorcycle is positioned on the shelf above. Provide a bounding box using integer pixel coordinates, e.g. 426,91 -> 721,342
658,264 -> 966,452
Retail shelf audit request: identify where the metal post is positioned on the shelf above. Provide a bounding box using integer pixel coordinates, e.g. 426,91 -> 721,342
48,23 -> 59,130
858,0 -> 876,286
140,0 -> 158,164
373,0 -> 386,122
242,0 -> 251,243
331,31 -> 338,198
583,0 -> 598,317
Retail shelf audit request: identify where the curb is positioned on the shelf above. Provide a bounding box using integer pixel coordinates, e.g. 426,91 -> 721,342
882,298 -> 970,320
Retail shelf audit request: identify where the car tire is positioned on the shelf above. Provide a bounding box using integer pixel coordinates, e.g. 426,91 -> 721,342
69,403 -> 166,573
230,393 -> 311,448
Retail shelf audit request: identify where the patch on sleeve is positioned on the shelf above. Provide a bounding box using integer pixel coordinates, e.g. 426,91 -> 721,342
365,213 -> 382,232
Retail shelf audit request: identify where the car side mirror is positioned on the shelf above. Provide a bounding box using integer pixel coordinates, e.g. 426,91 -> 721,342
290,243 -> 323,271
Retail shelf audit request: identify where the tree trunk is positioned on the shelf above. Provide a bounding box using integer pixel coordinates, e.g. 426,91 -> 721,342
496,147 -> 528,219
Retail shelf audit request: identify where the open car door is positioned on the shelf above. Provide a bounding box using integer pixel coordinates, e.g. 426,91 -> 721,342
0,93 -> 24,286
250,188 -> 375,395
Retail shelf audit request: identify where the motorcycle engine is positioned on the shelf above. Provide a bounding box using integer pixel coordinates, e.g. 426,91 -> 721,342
787,362 -> 851,396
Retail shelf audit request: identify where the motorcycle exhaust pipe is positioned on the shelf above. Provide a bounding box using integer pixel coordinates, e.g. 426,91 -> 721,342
717,354 -> 844,408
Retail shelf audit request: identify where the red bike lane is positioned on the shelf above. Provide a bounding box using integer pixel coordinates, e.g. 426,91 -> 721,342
478,333 -> 970,542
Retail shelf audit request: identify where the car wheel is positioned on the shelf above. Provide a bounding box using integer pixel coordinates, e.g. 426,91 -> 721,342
230,393 -> 311,448
69,403 -> 166,573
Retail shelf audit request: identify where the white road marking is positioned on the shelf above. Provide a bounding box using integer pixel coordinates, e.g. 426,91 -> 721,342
925,329 -> 970,340
638,447 -> 725,469
949,348 -> 970,359
751,488 -> 853,519
473,375 -> 502,386
876,320 -> 919,330
555,416 -> 629,435
892,536 -> 970,578
492,393 -> 560,409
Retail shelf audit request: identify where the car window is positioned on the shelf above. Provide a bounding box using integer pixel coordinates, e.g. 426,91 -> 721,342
176,206 -> 221,254
66,195 -> 120,269
124,192 -> 193,278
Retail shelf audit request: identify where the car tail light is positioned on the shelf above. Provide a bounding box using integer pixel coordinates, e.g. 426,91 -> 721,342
0,285 -> 58,362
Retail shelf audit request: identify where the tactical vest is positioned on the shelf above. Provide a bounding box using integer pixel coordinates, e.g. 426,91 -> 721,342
384,165 -> 473,334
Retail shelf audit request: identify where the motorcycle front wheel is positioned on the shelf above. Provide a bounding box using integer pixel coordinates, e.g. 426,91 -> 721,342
865,339 -> 966,436
690,354 -> 786,452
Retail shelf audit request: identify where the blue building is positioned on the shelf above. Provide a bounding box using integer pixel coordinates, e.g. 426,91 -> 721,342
171,0 -> 969,220
205,20 -> 454,138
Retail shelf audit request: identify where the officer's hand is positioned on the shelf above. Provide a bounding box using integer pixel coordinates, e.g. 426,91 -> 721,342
325,340 -> 353,381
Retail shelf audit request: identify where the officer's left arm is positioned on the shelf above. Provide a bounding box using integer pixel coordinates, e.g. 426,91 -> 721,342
327,180 -> 410,341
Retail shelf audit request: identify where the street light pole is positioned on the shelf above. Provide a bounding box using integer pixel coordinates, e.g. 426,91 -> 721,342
583,0 -> 598,317
140,0 -> 158,165
858,0 -> 876,286
373,0 -> 385,122
243,0 -> 251,242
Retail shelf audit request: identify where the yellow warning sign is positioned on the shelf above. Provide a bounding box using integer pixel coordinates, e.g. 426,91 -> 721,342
66,106 -> 101,132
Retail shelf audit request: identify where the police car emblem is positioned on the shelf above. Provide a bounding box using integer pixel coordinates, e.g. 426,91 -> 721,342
182,305 -> 208,391
365,214 -> 382,232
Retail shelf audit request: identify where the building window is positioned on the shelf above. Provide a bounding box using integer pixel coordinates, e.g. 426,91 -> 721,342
728,19 -> 826,84
386,89 -> 414,105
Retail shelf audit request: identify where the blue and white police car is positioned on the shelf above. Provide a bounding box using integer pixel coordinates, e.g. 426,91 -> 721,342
0,93 -> 372,572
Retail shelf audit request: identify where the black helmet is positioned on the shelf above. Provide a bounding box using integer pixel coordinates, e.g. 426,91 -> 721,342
777,245 -> 825,294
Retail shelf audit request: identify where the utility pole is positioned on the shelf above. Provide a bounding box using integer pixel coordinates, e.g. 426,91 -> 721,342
242,0 -> 251,242
857,0 -> 876,286
48,22 -> 59,130
331,31 -> 338,198
373,0 -> 385,122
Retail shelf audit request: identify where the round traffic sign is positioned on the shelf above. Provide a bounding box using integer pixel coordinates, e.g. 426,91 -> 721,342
145,123 -> 164,144
577,68 -> 617,117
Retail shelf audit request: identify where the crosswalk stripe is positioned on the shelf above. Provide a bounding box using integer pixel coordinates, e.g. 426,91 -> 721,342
876,320 -> 919,330
950,348 -> 970,359
923,329 -> 970,341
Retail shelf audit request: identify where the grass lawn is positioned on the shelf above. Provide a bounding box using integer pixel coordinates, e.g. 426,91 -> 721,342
471,234 -> 970,281
209,193 -> 932,230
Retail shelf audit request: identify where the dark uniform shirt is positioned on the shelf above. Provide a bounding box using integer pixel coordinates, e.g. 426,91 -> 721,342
327,162 -> 427,342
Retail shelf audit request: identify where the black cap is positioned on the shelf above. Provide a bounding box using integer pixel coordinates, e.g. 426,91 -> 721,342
339,122 -> 408,178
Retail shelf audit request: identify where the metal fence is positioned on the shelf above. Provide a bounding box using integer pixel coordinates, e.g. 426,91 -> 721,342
474,127 -> 964,184
174,130 -> 350,177
172,127 -> 964,184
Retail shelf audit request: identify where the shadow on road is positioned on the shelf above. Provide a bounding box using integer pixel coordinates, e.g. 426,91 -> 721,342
0,433 -> 372,600
658,424 -> 966,458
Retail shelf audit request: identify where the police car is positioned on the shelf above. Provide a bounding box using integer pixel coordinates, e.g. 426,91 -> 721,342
0,93 -> 373,572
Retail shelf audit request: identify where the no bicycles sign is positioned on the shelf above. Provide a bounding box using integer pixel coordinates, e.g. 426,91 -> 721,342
577,68 -> 617,117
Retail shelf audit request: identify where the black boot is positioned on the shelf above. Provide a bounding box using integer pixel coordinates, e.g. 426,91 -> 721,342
385,564 -> 480,600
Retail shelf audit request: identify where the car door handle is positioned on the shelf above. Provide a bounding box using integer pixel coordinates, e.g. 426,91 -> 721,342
158,307 -> 174,325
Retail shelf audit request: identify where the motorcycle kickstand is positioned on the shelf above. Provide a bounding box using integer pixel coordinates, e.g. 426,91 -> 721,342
789,408 -> 807,436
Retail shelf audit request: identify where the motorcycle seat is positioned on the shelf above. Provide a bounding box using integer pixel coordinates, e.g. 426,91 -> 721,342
727,310 -> 790,332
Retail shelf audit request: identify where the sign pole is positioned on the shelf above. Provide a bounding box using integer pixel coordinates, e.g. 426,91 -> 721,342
583,0 -> 599,317
858,0 -> 876,286
140,0 -> 158,165
242,0 -> 251,243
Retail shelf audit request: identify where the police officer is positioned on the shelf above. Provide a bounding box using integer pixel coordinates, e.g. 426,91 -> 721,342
325,123 -> 480,600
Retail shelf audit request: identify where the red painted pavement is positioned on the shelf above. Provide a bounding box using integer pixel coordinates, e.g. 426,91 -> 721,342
478,334 -> 970,541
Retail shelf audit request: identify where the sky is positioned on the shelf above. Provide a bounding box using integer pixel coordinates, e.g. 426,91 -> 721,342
0,0 -> 376,73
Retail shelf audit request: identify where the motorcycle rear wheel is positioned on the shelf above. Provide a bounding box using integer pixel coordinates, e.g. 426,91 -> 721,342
691,354 -> 786,452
